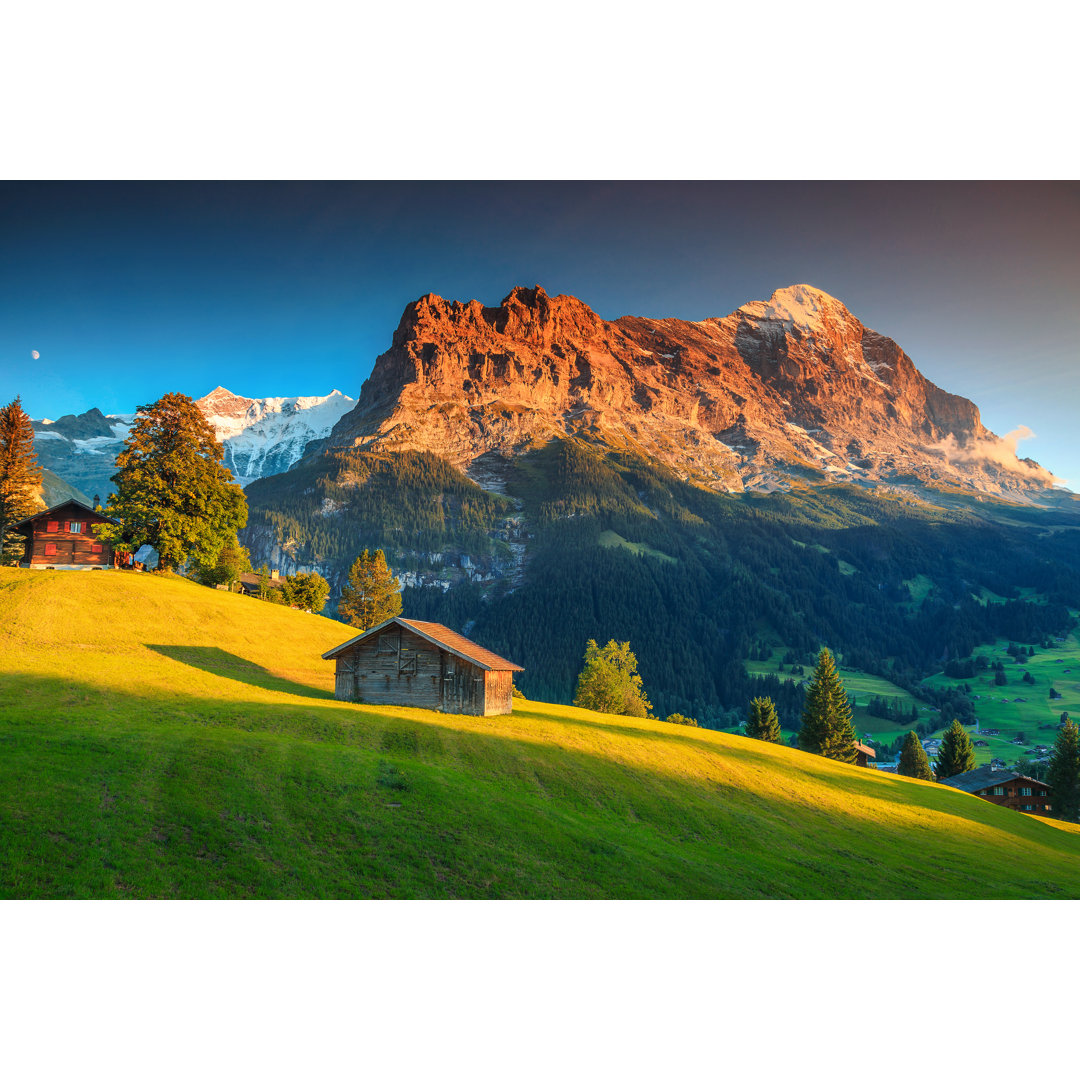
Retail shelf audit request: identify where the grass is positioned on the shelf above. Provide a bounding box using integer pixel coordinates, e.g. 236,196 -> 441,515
597,529 -> 676,563
4,567 -> 1080,898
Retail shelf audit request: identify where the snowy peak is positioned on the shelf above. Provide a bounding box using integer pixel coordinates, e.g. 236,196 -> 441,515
195,387 -> 356,487
737,284 -> 858,335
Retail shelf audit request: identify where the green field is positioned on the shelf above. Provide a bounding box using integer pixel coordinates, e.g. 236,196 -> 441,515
3,568 -> 1080,899
921,631 -> 1080,765
597,529 -> 676,563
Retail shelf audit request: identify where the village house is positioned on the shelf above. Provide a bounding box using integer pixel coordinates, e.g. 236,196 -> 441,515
940,765 -> 1052,815
237,570 -> 285,597
854,741 -> 877,768
13,499 -> 117,570
323,616 -> 523,716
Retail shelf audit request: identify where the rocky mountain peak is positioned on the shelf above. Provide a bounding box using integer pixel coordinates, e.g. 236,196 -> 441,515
321,284 -> 1058,499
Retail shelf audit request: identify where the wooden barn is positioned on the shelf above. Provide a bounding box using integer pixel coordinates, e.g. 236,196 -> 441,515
323,617 -> 524,716
13,499 -> 118,570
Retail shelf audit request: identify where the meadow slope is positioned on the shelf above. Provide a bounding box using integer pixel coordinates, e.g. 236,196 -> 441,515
2,568 -> 1080,899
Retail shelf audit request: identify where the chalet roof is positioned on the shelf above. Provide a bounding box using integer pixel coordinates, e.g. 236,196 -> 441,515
854,741 -> 876,758
11,498 -> 119,533
322,616 -> 524,672
939,765 -> 1047,794
238,571 -> 285,590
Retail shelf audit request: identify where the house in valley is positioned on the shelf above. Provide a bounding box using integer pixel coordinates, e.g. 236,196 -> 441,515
940,765 -> 1052,815
323,617 -> 523,716
13,499 -> 117,570
854,741 -> 877,768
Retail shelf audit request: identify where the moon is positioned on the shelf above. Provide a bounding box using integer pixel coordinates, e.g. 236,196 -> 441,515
31,350 -> 40,360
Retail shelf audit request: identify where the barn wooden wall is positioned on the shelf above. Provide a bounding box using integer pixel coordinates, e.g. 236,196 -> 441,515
333,624 -> 514,716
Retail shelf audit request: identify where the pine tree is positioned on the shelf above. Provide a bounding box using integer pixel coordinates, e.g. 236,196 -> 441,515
99,393 -> 246,573
573,639 -> 652,718
797,648 -> 858,762
1047,717 -> 1080,822
897,730 -> 933,780
934,718 -> 976,780
745,696 -> 783,743
338,548 -> 402,630
0,396 -> 44,565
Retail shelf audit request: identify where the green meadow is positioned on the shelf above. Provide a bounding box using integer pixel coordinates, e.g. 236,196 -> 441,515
3,568 -> 1080,899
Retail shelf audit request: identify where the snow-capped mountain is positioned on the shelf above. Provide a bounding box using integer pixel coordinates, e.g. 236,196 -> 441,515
31,388 -> 354,498
195,387 -> 355,487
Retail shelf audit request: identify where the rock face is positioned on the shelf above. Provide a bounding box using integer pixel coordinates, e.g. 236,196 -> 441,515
323,283 -> 1056,497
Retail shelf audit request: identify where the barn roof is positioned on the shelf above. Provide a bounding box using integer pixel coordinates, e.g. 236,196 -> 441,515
322,616 -> 524,672
11,498 -> 119,533
854,741 -> 876,758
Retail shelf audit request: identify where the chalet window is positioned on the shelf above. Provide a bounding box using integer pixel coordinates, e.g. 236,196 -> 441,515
68,521 -> 83,533
1021,787 -> 1032,797
46,520 -> 59,533
1023,804 -> 1033,811
992,786 -> 1004,796
91,543 -> 103,554
44,542 -> 57,556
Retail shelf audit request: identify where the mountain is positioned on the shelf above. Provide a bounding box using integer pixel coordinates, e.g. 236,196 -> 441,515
323,283 -> 1058,499
5,566 -> 1080,898
195,386 -> 355,488
31,389 -> 354,499
242,284 -> 1080,722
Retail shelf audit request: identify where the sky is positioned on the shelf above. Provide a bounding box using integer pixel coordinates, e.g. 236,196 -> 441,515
1,180 -> 1078,486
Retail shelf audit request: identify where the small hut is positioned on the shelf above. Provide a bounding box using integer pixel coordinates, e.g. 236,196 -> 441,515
13,499 -> 118,570
323,617 -> 524,716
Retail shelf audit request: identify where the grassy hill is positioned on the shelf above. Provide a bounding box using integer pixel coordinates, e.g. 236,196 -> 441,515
3,567 -> 1080,899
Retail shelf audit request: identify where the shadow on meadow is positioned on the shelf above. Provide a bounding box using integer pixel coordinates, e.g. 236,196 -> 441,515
145,644 -> 335,701
3,671 -> 1080,899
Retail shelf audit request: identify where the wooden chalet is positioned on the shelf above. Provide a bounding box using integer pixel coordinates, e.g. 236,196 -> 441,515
940,765 -> 1052,815
237,569 -> 285,597
13,499 -> 117,570
854,741 -> 877,768
323,617 -> 524,716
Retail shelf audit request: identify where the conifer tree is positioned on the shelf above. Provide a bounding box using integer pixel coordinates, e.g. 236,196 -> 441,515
934,718 -> 976,780
0,396 -> 43,565
897,730 -> 933,780
573,639 -> 651,718
99,393 -> 246,573
745,696 -> 783,743
797,648 -> 858,762
1047,717 -> 1080,822
338,548 -> 402,630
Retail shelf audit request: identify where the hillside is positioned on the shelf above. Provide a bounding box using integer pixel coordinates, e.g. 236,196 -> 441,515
3,568 -> 1080,899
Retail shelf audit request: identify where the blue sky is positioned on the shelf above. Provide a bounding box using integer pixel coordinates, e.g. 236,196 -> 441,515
1,181 -> 1077,486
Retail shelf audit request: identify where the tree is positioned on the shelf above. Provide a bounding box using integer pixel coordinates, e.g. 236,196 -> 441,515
338,548 -> 402,630
281,571 -> 330,613
745,696 -> 783,743
194,538 -> 252,589
663,713 -> 698,727
994,669 -> 1007,686
573,639 -> 651,718
934,718 -> 976,780
0,396 -> 43,565
797,648 -> 858,762
897,730 -> 933,780
1047,718 -> 1080,822
100,393 -> 246,573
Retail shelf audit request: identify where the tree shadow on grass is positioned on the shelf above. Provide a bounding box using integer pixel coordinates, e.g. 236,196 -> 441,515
145,644 -> 334,701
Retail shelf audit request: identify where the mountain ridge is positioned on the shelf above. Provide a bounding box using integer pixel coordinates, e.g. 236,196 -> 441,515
318,283 -> 1059,500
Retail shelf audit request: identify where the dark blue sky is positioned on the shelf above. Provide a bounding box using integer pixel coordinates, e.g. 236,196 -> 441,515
2,181 -> 1077,485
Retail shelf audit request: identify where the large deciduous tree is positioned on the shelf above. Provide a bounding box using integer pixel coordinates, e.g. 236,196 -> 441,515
934,718 -> 976,781
100,393 -> 247,573
573,639 -> 652,718
0,396 -> 43,565
797,648 -> 858,762
745,696 -> 783,743
897,730 -> 933,780
281,571 -> 330,614
1047,717 -> 1080,822
338,548 -> 402,630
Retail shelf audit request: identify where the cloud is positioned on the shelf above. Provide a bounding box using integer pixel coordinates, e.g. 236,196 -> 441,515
929,425 -> 1062,486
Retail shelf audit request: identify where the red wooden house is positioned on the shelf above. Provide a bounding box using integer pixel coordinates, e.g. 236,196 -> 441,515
13,499 -> 118,570
940,765 -> 1052,815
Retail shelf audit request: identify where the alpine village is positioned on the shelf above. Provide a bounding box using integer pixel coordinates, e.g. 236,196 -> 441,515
4,281 -> 1080,900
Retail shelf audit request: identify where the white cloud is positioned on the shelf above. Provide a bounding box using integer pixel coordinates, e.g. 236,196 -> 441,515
929,425 -> 1061,486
